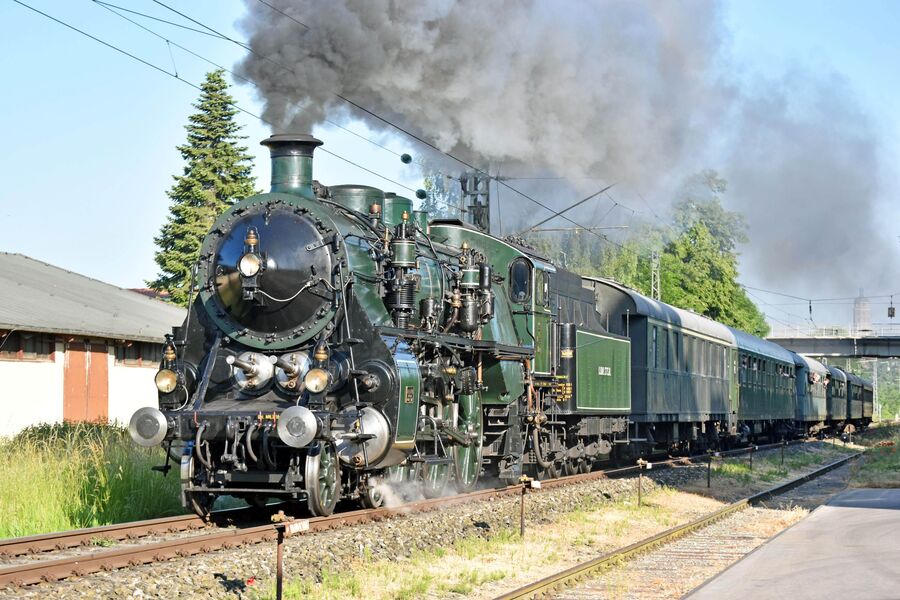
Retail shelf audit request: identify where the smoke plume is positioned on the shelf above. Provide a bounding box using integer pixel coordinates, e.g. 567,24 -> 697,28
236,0 -> 896,305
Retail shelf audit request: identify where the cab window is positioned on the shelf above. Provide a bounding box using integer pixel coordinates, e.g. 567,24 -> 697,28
509,258 -> 532,304
536,271 -> 550,307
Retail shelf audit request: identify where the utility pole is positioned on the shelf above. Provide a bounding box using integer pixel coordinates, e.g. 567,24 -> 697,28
874,359 -> 880,420
650,250 -> 661,301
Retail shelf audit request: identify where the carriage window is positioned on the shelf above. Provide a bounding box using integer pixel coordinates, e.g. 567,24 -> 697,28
663,329 -> 670,370
509,258 -> 532,304
674,332 -> 681,371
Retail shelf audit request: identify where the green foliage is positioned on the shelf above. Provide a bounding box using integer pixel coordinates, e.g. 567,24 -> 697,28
0,422 -> 184,537
672,170 -> 748,253
660,223 -> 769,336
149,69 -> 257,305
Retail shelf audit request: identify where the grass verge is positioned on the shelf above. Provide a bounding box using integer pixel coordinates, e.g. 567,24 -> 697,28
850,425 -> 900,488
0,422 -> 184,538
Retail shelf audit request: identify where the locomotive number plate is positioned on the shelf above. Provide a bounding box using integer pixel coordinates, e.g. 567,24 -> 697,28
597,366 -> 612,376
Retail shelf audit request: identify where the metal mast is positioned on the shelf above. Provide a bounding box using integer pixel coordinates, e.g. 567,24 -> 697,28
650,250 -> 661,301
460,172 -> 491,233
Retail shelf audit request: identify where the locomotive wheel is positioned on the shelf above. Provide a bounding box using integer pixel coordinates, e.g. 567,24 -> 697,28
181,453 -> 213,519
358,477 -> 385,509
579,459 -> 593,474
563,459 -> 578,477
539,463 -> 560,480
422,463 -> 450,498
454,393 -> 483,492
185,490 -> 214,520
305,441 -> 340,517
386,463 -> 423,500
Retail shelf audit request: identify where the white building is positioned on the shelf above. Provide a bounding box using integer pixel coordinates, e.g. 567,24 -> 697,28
0,253 -> 185,437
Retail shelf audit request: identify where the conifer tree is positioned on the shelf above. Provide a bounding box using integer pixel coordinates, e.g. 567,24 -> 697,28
148,69 -> 257,305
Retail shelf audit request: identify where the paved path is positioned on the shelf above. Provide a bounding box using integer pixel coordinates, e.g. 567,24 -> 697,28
688,488 -> 900,600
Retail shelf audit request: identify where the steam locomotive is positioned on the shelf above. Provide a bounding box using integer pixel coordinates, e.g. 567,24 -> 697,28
128,134 -> 871,517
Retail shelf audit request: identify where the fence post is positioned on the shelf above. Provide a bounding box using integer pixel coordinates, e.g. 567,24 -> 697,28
276,526 -> 284,600
270,512 -> 309,600
518,476 -> 538,537
707,452 -> 712,488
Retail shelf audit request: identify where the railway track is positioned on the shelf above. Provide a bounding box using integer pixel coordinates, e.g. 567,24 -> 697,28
0,514 -> 209,558
494,450 -> 862,600
0,439 -> 811,589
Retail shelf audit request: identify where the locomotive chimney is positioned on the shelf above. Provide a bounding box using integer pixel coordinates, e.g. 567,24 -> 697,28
260,133 -> 323,199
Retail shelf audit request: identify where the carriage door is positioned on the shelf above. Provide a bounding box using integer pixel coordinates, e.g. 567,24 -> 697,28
727,347 -> 739,434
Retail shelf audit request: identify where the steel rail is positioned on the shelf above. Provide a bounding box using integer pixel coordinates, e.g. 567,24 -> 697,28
0,439 -> 818,588
0,514 -> 206,558
493,451 -> 862,600
0,504 -> 265,558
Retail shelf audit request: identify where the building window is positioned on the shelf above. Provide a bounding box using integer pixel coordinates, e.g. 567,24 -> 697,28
0,331 -> 54,361
115,341 -> 163,367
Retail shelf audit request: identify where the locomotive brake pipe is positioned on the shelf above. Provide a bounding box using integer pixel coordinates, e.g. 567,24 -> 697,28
0,439 -> 817,588
493,451 -> 863,600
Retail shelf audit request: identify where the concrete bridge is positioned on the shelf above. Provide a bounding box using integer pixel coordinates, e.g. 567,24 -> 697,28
767,336 -> 900,358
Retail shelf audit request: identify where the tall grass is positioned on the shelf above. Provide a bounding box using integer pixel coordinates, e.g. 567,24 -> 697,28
0,422 -> 185,538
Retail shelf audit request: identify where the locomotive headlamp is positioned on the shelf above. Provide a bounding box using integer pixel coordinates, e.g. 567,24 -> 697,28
128,407 -> 168,447
238,252 -> 263,277
304,367 -> 330,394
276,405 -> 317,448
154,368 -> 178,394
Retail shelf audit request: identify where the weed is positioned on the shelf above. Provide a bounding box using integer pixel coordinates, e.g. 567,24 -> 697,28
394,573 -> 434,600
89,536 -> 115,547
0,422 -> 184,537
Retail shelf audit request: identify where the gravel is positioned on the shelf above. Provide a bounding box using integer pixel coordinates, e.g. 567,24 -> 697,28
4,446 -> 822,600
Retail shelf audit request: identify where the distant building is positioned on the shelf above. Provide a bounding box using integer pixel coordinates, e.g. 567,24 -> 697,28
0,253 -> 185,437
853,289 -> 872,335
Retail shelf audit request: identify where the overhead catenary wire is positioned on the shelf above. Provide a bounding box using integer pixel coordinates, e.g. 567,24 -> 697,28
254,0 -> 310,30
91,1 -> 418,164
89,0 -> 475,215
517,183 -> 616,236
158,0 -> 621,247
12,0 -> 462,210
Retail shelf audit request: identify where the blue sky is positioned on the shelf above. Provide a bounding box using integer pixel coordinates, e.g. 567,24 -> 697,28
1,0 -> 422,290
2,1 -> 898,330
